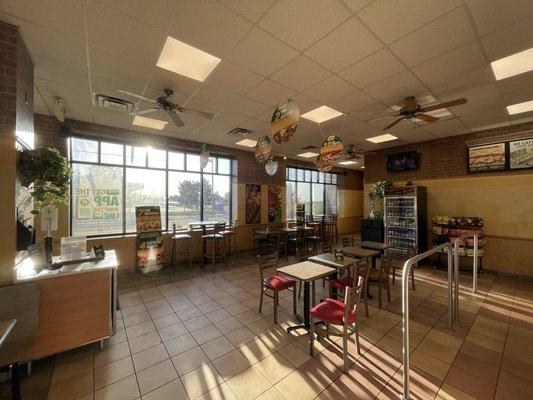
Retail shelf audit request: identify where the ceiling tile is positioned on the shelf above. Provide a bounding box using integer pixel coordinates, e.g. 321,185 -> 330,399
290,93 -> 322,115
204,60 -> 264,95
40,88 -> 92,118
227,96 -> 272,118
303,75 -> 356,103
149,68 -> 202,98
245,79 -> 297,106
305,17 -> 382,72
422,117 -> 468,136
349,102 -> 393,122
357,0 -> 461,44
426,65 -> 495,98
92,0 -> 177,29
86,0 -> 165,62
212,110 -> 250,126
91,73 -> 145,100
363,70 -> 422,101
168,0 -> 252,57
36,78 -> 90,99
481,15 -> 533,60
467,0 -> 533,36
33,55 -> 89,90
218,0 -> 275,22
510,115 -> 533,124
496,71 -> 533,95
228,28 -> 298,77
338,48 -> 405,88
339,0 -> 373,12
189,86 -> 239,109
501,89 -> 533,106
259,0 -> 351,51
452,96 -> 505,117
271,55 -> 332,92
241,118 -> 268,134
467,120 -> 512,132
183,100 -> 221,119
460,108 -> 510,129
389,8 -> 476,67
443,82 -> 500,104
411,41 -> 487,84
329,90 -> 376,114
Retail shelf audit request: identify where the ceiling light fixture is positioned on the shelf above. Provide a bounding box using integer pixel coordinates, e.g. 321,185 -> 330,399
297,152 -> 319,158
366,133 -> 398,143
301,105 -> 343,123
132,115 -> 167,130
235,139 -> 257,147
157,36 -> 221,81
507,99 -> 533,115
491,48 -> 533,80
338,160 -> 357,165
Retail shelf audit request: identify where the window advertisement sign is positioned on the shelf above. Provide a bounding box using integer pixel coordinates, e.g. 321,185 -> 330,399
135,206 -> 164,273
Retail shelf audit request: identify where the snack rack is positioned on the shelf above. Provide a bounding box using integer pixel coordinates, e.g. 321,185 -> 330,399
383,186 -> 427,252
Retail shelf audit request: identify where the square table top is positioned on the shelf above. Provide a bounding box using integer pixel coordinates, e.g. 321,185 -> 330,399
278,261 -> 335,282
309,253 -> 357,268
343,246 -> 380,258
277,227 -> 297,233
356,241 -> 393,251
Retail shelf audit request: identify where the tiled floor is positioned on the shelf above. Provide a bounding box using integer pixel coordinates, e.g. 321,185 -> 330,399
2,249 -> 532,400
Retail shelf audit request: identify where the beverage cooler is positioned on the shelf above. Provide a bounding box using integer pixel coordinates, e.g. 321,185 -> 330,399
383,186 -> 427,252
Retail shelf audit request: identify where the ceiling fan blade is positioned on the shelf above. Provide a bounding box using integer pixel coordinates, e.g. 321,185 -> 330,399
118,89 -> 158,104
420,98 -> 467,113
363,114 -> 398,122
416,113 -> 439,123
178,107 -> 214,120
132,108 -> 160,116
169,111 -> 185,127
383,117 -> 405,130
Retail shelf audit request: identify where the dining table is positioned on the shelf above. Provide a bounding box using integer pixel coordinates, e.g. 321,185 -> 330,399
308,253 -> 358,297
0,319 -> 17,349
277,261 -> 335,333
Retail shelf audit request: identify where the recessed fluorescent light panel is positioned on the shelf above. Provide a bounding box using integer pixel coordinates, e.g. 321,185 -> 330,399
301,106 -> 343,123
133,115 -> 167,130
366,133 -> 398,144
298,152 -> 319,158
157,36 -> 221,81
507,100 -> 533,115
338,160 -> 357,165
235,139 -> 257,147
491,48 -> 533,80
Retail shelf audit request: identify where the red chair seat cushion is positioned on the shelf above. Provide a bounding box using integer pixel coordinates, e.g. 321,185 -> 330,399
310,298 -> 357,325
330,277 -> 354,290
264,275 -> 295,291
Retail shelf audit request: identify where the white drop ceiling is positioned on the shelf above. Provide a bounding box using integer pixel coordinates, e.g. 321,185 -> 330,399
1,0 -> 533,170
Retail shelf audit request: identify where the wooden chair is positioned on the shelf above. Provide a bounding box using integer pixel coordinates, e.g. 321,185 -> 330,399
310,275 -> 364,372
171,223 -> 192,272
341,236 -> 353,248
329,261 -> 370,318
368,252 -> 391,308
252,227 -> 268,255
390,248 -> 417,290
257,252 -> 297,324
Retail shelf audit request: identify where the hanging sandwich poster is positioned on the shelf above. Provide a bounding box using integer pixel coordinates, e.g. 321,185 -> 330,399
320,135 -> 344,162
265,155 -> 278,176
245,184 -> 261,224
270,99 -> 299,144
200,144 -> 210,170
315,154 -> 333,172
468,143 -> 506,172
255,135 -> 272,164
135,206 -> 164,273
268,186 -> 282,223
509,138 -> 533,170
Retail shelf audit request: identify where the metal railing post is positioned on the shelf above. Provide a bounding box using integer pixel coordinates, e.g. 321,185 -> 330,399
473,233 -> 478,293
447,247 -> 453,329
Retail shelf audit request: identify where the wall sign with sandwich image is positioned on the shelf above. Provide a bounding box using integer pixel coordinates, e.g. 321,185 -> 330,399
509,138 -> 533,170
468,143 -> 506,173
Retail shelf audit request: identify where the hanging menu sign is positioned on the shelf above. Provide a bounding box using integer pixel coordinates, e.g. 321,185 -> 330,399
270,99 -> 299,144
320,135 -> 344,162
200,144 -> 210,170
135,206 -> 164,273
255,135 -> 272,164
315,154 -> 333,172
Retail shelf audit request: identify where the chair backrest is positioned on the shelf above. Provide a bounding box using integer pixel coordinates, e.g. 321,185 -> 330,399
341,236 -> 352,247
257,252 -> 279,282
233,219 -> 239,229
378,251 -> 392,280
295,247 -> 314,262
0,282 -> 40,365
213,222 -> 226,233
321,241 -> 332,254
387,247 -> 416,267
344,275 -> 364,323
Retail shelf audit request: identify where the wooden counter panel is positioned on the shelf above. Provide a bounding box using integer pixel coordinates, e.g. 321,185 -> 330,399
28,269 -> 111,360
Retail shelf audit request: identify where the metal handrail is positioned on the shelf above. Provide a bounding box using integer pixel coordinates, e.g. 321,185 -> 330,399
402,242 -> 453,400
453,231 -> 480,304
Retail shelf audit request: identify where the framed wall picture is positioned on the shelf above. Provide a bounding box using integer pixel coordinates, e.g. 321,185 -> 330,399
509,138 -> 533,170
468,143 -> 506,172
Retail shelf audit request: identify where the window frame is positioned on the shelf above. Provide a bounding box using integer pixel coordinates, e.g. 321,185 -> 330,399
69,137 -> 234,238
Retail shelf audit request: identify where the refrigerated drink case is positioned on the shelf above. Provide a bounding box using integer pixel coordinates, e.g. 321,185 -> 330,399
383,186 -> 427,253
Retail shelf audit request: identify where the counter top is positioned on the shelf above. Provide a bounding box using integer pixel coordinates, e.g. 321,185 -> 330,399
14,250 -> 118,282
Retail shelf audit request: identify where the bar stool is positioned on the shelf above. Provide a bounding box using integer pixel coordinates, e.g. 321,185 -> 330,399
325,214 -> 339,243
202,222 -> 227,270
171,223 -> 192,272
223,219 -> 238,257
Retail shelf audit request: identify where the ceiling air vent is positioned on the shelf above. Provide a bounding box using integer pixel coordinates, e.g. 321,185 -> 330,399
94,94 -> 134,113
227,127 -> 253,137
300,144 -> 319,150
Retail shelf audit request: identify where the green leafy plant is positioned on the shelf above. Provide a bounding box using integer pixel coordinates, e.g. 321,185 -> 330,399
19,146 -> 70,214
369,180 -> 392,219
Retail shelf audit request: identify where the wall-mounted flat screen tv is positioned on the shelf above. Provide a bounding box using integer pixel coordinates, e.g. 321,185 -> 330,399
386,150 -> 419,171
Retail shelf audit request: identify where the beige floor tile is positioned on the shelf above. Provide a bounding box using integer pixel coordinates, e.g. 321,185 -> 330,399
124,310 -> 151,328
183,315 -> 212,332
95,357 -> 135,390
417,337 -> 458,364
212,349 -> 252,380
195,382 -> 237,400
275,370 -> 322,400
152,313 -> 181,330
132,343 -> 169,372
238,337 -> 274,364
411,348 -> 451,381
253,353 -> 294,384
164,333 -> 198,357
141,378 -> 188,400
191,325 -> 223,345
278,341 -> 312,368
136,359 -> 178,396
51,347 -> 94,385
226,326 -> 256,347
94,374 -> 139,400
435,382 -> 479,400
157,322 -> 188,342
128,331 -> 162,354
226,366 -> 272,400
426,329 -> 463,351
95,341 -> 131,368
201,336 -> 236,360
181,363 -> 224,399
172,346 -> 210,376
465,330 -> 505,353
126,320 -> 156,339
47,370 -> 93,400
215,316 -> 244,334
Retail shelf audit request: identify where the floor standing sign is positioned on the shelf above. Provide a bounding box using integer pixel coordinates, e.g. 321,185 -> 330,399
296,203 -> 305,227
135,206 -> 164,273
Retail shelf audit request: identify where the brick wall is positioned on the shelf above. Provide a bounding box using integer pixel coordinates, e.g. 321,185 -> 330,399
0,21 -> 18,135
364,122 -> 533,183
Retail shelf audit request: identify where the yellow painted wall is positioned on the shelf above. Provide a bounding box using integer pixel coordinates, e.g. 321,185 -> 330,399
363,173 -> 533,276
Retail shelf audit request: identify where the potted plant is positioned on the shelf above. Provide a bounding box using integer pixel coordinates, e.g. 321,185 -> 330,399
19,146 -> 70,262
369,180 -> 392,219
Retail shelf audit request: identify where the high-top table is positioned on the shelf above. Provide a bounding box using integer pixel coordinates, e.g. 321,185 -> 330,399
0,319 -> 17,349
277,261 -> 335,333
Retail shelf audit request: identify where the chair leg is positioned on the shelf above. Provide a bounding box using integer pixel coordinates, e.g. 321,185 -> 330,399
11,362 -> 20,400
309,314 -> 315,356
273,291 -> 278,324
354,324 -> 361,355
387,280 -> 391,302
325,322 -> 330,340
342,324 -> 348,373
392,268 -> 396,284
259,288 -> 264,314
298,281 -> 302,299
378,282 -> 383,309
292,285 -> 297,315
171,239 -> 176,273
364,281 -> 369,318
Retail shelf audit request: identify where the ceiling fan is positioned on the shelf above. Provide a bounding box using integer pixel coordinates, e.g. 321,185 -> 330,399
367,96 -> 467,130
340,144 -> 364,160
118,88 -> 214,127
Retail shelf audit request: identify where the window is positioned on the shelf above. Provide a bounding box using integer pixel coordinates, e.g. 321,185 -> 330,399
69,137 -> 234,237
286,167 -> 338,217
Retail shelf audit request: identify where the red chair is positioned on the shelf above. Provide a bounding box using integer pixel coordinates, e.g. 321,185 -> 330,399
310,275 -> 364,373
257,252 -> 297,324
330,260 -> 369,318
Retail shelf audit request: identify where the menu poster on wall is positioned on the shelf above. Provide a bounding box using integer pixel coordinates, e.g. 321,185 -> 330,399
509,138 -> 533,170
296,203 -> 305,227
268,186 -> 282,223
135,206 -> 164,273
468,143 -> 506,172
245,184 -> 261,224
